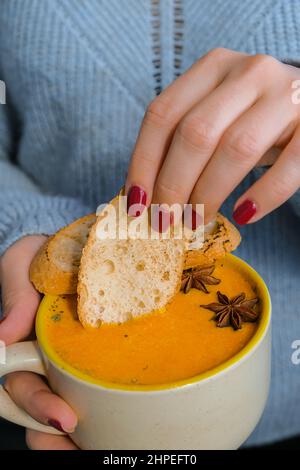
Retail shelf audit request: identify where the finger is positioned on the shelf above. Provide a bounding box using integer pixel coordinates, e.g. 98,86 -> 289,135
26,429 -> 78,450
189,94 -> 297,222
256,119 -> 298,167
4,371 -> 77,433
0,236 -> 46,344
152,71 -> 261,208
126,48 -> 242,212
232,125 -> 300,224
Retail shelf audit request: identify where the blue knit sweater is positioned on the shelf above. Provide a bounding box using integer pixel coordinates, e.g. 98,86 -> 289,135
1,0 -> 300,446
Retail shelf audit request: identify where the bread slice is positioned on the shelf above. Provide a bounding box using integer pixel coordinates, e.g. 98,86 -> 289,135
77,197 -> 187,326
30,211 -> 240,296
184,213 -> 241,269
30,214 -> 96,294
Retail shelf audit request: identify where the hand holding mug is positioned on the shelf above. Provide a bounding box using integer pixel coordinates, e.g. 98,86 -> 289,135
0,236 -> 78,450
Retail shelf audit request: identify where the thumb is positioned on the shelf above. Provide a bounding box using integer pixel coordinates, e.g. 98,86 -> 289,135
0,235 -> 47,345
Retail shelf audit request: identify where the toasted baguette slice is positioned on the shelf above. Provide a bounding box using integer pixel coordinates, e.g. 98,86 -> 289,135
30,212 -> 240,295
184,213 -> 241,269
30,214 -> 96,294
77,197 -> 186,326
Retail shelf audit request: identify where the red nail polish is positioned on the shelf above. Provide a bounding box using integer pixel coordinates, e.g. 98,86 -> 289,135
183,207 -> 203,230
127,186 -> 147,217
151,206 -> 172,233
191,209 -> 203,230
233,199 -> 257,225
47,419 -> 65,433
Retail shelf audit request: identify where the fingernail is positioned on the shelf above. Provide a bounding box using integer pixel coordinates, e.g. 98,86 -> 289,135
47,418 -> 70,433
183,207 -> 203,230
151,206 -> 172,233
127,186 -> 147,217
192,210 -> 201,230
233,199 -> 257,225
189,209 -> 203,230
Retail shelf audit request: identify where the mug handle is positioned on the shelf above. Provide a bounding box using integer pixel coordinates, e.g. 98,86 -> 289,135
0,341 -> 63,434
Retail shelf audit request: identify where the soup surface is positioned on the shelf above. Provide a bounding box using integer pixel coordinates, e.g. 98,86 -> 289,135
39,257 -> 259,385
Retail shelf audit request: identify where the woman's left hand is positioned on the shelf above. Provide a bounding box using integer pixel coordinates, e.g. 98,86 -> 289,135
0,236 -> 78,450
125,48 -> 300,226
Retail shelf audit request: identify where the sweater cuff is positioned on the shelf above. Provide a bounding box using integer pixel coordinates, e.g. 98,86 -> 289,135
0,190 -> 93,257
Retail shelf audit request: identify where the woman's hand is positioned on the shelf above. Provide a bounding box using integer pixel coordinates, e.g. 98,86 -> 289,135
0,236 -> 78,450
126,49 -> 300,226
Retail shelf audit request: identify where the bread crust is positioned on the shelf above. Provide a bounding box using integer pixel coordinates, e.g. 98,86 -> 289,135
184,213 -> 241,269
29,214 -> 96,294
30,212 -> 240,295
29,236 -> 75,294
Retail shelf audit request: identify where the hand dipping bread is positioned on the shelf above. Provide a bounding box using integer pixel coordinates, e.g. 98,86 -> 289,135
30,196 -> 241,326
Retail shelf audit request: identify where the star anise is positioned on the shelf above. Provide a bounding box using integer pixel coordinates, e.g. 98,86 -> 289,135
200,291 -> 259,330
181,265 -> 221,294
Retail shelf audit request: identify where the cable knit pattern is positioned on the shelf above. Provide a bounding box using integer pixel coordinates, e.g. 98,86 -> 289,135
0,0 -> 300,445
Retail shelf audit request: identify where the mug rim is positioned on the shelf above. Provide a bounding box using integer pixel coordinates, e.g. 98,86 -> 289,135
36,254 -> 271,394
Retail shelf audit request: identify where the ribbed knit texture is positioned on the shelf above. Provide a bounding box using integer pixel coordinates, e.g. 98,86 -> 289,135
1,0 -> 300,446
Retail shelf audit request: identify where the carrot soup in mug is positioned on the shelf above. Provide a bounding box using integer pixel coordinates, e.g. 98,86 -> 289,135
0,254 -> 271,449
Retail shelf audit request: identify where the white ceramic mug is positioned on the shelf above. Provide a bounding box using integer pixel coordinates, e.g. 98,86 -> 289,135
0,255 -> 271,450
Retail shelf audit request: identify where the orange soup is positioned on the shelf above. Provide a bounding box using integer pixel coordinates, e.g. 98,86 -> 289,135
39,257 -> 260,386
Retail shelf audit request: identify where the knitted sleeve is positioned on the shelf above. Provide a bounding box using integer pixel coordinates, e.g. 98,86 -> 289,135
0,103 -> 91,257
288,191 -> 300,217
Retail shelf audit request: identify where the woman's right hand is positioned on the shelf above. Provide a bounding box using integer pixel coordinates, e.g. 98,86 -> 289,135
0,235 -> 78,450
